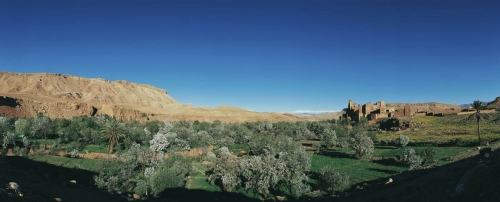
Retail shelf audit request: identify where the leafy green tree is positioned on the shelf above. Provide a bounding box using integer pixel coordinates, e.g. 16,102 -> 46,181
307,121 -> 325,136
52,118 -> 70,143
248,133 -> 273,155
100,119 -> 126,154
31,116 -> 51,150
192,120 -> 210,132
144,120 -> 163,135
0,117 -> 15,135
469,100 -> 487,145
15,118 -> 32,137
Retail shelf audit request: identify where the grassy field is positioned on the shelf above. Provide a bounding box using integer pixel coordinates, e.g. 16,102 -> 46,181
311,145 -> 474,184
377,114 -> 500,144
27,155 -> 101,172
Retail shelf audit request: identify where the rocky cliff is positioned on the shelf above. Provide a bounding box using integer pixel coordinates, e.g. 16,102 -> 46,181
0,72 -> 306,122
487,97 -> 500,108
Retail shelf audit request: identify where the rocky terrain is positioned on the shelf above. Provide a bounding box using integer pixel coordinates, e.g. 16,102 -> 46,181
0,72 -> 308,122
487,96 -> 500,108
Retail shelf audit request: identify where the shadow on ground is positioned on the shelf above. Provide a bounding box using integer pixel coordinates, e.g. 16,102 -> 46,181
371,158 -> 406,167
0,156 -> 262,202
318,150 -> 356,159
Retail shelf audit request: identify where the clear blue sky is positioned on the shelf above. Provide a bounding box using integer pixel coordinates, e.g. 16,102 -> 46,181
1,0 -> 499,112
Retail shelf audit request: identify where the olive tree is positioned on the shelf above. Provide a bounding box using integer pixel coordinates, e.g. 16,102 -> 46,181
318,167 -> 350,195
94,143 -> 191,198
349,133 -> 374,158
239,150 -> 284,199
320,128 -> 337,149
278,147 -> 311,197
207,147 -> 241,192
402,148 -> 422,170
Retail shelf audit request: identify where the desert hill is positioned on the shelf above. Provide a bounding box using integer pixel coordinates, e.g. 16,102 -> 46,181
0,72 -> 307,122
487,96 -> 500,108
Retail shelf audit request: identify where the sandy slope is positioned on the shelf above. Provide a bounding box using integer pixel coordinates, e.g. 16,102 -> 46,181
0,72 -> 309,122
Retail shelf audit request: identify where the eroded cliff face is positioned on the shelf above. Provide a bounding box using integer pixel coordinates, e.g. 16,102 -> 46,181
0,72 -> 179,107
0,72 -> 306,122
488,97 -> 500,108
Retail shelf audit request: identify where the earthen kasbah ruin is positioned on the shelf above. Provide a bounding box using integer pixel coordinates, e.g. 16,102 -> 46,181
342,100 -> 413,122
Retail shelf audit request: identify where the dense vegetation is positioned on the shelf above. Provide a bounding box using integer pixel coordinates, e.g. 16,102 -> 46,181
0,111 -> 499,200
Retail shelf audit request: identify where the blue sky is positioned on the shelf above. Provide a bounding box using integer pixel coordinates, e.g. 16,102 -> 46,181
1,0 -> 499,112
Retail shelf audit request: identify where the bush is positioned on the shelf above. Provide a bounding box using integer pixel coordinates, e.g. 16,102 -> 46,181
312,142 -> 322,152
366,131 -> 378,143
70,149 -> 79,158
148,155 -> 192,197
419,147 -> 436,166
94,143 -> 191,197
402,148 -> 421,170
204,151 -> 216,162
318,167 -> 350,195
12,146 -> 27,156
395,135 -> 410,147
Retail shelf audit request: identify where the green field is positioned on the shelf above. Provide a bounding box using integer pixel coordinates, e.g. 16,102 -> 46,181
6,113 -> 498,200
377,115 -> 500,144
27,155 -> 101,172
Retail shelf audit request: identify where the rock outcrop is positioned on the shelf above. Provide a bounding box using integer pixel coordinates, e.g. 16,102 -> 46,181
0,72 -> 306,122
487,96 -> 500,108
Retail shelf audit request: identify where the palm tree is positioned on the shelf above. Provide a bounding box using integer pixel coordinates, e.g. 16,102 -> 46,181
469,100 -> 486,145
100,119 -> 126,154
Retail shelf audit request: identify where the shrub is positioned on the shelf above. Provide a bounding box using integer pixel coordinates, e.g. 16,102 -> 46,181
402,148 -> 422,170
70,149 -> 79,158
366,131 -> 378,143
31,147 -> 45,156
148,155 -> 192,197
312,142 -> 322,152
395,135 -> 410,147
419,147 -> 436,166
149,132 -> 171,152
348,133 -> 374,158
12,146 -> 27,156
204,151 -> 216,162
318,167 -> 351,195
